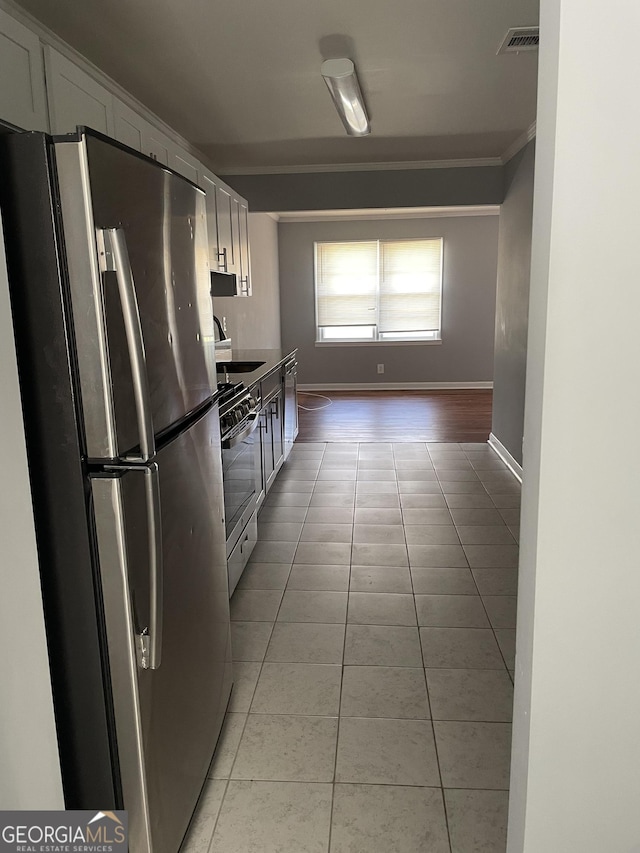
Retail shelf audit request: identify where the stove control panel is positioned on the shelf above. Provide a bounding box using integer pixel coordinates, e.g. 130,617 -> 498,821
220,390 -> 260,439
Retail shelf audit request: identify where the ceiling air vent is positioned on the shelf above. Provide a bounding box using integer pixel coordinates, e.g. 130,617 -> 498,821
497,26 -> 540,55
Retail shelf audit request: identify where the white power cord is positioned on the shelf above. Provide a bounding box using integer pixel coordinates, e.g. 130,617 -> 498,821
297,392 -> 333,412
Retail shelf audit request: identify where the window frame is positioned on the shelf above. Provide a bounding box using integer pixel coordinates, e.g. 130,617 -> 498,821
313,237 -> 443,346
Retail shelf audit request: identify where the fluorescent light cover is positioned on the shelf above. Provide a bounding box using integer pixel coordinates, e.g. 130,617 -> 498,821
321,58 -> 370,137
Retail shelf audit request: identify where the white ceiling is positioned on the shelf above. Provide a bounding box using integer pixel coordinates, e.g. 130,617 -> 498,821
15,0 -> 539,172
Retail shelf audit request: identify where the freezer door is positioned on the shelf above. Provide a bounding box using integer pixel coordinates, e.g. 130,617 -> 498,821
55,131 -> 216,461
92,404 -> 231,853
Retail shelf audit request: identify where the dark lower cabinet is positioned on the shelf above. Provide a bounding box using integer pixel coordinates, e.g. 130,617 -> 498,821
271,389 -> 284,475
283,356 -> 298,460
255,373 -> 284,507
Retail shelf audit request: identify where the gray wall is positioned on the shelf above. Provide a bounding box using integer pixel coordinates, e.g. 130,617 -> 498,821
213,213 -> 281,350
278,216 -> 499,385
491,140 -> 536,465
223,165 -> 503,212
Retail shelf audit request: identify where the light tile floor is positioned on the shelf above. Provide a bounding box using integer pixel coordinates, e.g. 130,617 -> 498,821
184,442 -> 519,853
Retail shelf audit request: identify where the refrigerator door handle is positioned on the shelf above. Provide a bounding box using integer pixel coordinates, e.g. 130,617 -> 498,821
140,461 -> 163,670
107,462 -> 164,670
97,227 -> 155,463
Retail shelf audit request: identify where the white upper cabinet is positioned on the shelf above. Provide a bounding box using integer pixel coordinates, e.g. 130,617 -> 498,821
145,126 -> 172,166
113,98 -> 145,151
113,99 -> 173,166
0,8 -> 48,130
237,200 -> 251,296
216,185 -> 238,275
201,171 -> 220,269
171,149 -> 200,185
201,170 -> 251,296
45,46 -> 115,136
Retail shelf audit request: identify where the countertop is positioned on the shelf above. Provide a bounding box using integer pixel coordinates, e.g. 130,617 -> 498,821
215,348 -> 297,387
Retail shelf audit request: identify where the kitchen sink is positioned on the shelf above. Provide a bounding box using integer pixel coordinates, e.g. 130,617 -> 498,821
216,360 -> 266,373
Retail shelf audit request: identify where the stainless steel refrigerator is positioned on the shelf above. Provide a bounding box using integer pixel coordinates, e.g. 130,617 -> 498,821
0,128 -> 232,853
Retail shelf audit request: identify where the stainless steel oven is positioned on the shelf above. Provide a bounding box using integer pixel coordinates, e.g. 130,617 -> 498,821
219,384 -> 260,593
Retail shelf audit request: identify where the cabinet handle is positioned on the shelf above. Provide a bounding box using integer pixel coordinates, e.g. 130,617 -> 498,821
239,276 -> 249,295
217,247 -> 227,272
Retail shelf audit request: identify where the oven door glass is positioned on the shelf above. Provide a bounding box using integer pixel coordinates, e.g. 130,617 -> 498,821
221,429 -> 256,542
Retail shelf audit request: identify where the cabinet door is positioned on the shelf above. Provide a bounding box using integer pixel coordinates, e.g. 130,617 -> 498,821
254,406 -> 266,510
145,126 -> 172,166
271,389 -> 284,475
261,407 -> 274,489
171,148 -> 200,185
44,46 -> 114,135
0,9 -> 48,130
215,185 -> 237,275
200,172 -> 220,272
238,200 -> 251,296
283,360 -> 298,460
230,196 -> 240,276
113,99 -> 145,152
113,100 -> 173,167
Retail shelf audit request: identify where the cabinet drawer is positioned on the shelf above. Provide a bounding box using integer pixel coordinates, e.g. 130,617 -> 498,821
261,368 -> 283,403
227,512 -> 257,596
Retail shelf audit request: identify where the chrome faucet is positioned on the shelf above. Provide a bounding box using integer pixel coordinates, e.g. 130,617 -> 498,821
213,315 -> 227,341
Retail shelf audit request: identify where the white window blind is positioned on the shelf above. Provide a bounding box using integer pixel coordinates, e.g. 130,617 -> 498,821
315,238 -> 443,342
315,241 -> 378,327
379,239 -> 442,334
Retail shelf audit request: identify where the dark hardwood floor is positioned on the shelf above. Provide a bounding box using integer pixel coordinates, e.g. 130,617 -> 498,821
297,389 -> 493,442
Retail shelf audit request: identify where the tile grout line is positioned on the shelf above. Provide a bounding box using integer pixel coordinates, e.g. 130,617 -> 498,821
430,449 -> 493,851
203,776 -> 230,853
233,709 -> 478,720
325,454 -> 353,853
208,774 -> 510,790
407,444 -> 454,853
461,447 -> 518,676
454,448 -> 515,677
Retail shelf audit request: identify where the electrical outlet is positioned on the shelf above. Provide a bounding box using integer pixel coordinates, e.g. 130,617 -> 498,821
377,363 -> 385,374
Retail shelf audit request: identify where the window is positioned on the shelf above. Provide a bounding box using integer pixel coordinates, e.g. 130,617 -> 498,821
314,238 -> 443,343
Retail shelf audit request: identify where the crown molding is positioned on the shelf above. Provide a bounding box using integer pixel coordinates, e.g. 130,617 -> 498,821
271,205 -> 500,223
501,121 -> 537,164
218,157 -> 503,176
220,125 -> 539,177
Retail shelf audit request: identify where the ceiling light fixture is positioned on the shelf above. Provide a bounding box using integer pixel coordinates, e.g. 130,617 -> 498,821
321,58 -> 370,137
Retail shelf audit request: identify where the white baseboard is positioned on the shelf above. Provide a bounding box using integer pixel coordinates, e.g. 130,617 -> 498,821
298,382 -> 493,391
488,432 -> 523,483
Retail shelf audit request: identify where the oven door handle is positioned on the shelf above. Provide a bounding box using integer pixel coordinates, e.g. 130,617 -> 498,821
221,412 -> 260,449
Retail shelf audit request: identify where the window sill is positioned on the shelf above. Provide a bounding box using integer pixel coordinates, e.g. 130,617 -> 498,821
315,339 -> 442,348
